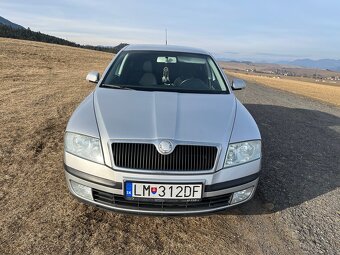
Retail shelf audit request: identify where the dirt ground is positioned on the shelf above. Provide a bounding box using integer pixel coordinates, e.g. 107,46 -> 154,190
0,38 -> 339,255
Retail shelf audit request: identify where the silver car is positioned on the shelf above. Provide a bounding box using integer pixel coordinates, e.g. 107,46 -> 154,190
64,45 -> 261,215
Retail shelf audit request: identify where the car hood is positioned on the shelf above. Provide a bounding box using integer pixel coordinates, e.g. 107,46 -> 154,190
93,88 -> 236,145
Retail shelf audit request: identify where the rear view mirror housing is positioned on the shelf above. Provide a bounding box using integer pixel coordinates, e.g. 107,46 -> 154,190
86,71 -> 100,83
231,79 -> 246,90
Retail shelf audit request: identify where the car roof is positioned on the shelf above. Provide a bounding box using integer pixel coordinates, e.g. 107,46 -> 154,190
123,44 -> 210,55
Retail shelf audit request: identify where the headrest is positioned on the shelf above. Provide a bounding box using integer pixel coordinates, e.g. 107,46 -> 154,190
143,61 -> 153,72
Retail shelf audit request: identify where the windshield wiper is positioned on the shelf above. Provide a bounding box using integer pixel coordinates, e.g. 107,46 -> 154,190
101,84 -> 135,90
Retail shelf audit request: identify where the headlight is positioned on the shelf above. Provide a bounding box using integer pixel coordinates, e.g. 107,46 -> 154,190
224,140 -> 261,168
64,132 -> 104,164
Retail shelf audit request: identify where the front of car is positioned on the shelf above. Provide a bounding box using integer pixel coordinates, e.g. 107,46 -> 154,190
64,45 -> 261,215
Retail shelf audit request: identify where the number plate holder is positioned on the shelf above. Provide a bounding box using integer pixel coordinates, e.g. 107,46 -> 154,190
124,181 -> 203,201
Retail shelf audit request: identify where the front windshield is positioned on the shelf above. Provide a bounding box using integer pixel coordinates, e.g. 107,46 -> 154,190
101,51 -> 229,94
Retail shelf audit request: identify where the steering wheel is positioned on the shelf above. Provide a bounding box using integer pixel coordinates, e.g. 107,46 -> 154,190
179,78 -> 191,86
179,78 -> 209,89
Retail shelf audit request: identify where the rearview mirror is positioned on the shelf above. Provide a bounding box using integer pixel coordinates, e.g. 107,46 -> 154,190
86,71 -> 100,83
231,79 -> 246,90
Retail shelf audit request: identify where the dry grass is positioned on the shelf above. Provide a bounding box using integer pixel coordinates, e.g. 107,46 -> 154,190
227,71 -> 340,106
0,38 -> 302,255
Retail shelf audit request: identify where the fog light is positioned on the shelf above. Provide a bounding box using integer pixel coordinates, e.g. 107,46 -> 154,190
70,180 -> 93,200
231,187 -> 254,204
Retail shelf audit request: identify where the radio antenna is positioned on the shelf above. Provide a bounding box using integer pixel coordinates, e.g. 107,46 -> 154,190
165,28 -> 168,45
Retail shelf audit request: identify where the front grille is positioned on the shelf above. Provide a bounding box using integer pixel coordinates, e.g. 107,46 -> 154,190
111,143 -> 217,171
92,189 -> 231,211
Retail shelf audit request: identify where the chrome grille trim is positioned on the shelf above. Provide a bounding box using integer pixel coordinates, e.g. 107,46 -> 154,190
110,141 -> 219,172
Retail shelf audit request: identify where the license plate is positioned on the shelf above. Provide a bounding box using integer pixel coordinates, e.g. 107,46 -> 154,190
125,181 -> 203,200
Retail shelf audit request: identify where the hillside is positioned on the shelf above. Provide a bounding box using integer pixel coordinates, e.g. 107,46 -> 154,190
0,16 -> 24,29
279,59 -> 340,71
220,60 -> 340,80
0,16 -> 127,53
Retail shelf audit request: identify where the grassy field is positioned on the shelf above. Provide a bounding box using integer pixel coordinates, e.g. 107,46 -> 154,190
2,38 -> 305,255
227,71 -> 340,106
0,38 -> 112,254
219,61 -> 340,86
2,38 -> 339,254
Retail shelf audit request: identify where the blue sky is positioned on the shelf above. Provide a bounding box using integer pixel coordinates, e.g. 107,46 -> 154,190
1,0 -> 340,61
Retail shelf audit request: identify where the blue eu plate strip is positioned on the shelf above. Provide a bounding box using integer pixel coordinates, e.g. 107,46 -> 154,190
125,182 -> 133,197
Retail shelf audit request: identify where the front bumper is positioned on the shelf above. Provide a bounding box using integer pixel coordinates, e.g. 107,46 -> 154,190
64,152 -> 260,215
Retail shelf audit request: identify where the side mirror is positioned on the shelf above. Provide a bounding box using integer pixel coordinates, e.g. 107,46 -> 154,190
231,79 -> 246,90
86,71 -> 100,83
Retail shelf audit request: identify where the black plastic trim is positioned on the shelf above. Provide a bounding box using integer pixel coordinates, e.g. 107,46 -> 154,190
64,163 -> 259,192
64,163 -> 122,189
204,172 -> 259,192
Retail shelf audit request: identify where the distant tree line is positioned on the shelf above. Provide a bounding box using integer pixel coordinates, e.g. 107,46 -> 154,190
0,24 -> 128,53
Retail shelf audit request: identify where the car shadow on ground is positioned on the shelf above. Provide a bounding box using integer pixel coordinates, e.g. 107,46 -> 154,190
224,104 -> 340,215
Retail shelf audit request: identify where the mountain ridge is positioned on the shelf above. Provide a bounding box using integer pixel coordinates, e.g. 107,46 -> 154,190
2,16 -> 339,71
0,15 -> 127,54
277,58 -> 340,71
0,16 -> 25,29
